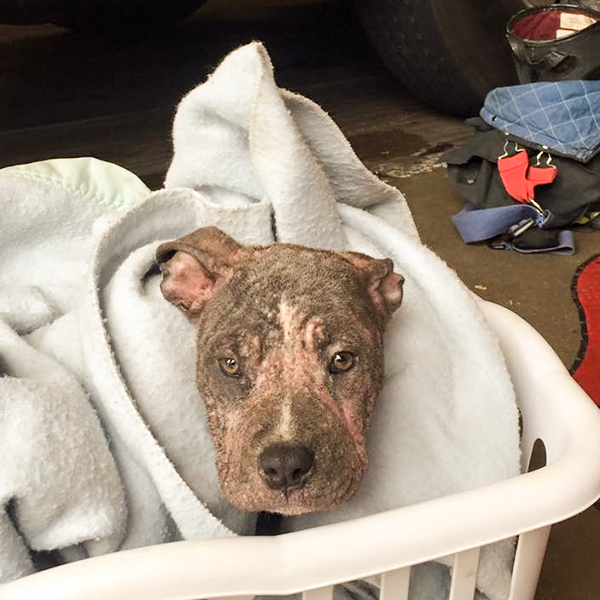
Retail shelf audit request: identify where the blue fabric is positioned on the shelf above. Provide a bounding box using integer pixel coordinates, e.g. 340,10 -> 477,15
452,203 -> 574,254
480,81 -> 600,162
492,230 -> 575,255
452,203 -> 547,243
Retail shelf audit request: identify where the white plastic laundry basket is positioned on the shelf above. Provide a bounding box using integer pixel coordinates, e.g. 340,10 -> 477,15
1,300 -> 599,600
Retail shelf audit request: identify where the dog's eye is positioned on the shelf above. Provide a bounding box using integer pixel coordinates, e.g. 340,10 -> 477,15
219,357 -> 240,377
329,351 -> 355,374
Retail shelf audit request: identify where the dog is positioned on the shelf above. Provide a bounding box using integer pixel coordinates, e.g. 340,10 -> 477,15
156,227 -> 404,516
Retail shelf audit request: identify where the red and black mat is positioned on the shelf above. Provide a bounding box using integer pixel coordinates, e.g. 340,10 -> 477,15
571,253 -> 600,407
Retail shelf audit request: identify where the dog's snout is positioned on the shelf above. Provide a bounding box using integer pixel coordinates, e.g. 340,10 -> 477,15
258,442 -> 314,491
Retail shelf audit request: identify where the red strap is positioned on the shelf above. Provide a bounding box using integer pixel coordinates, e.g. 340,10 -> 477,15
498,151 -> 557,205
526,163 -> 557,185
526,164 -> 557,203
497,151 -> 530,203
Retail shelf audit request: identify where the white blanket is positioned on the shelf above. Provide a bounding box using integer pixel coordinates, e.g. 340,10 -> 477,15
0,42 -> 520,600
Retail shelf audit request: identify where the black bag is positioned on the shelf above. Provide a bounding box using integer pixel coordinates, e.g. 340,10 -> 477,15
507,3 -> 600,83
443,118 -> 600,229
442,119 -> 600,252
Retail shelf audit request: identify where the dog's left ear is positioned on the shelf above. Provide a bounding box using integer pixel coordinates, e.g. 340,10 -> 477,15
156,227 -> 243,319
342,252 -> 404,321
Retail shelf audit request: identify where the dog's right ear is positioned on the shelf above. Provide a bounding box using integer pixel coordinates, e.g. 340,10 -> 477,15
156,227 -> 243,319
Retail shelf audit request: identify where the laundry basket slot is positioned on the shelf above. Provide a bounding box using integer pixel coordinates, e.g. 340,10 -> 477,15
523,439 -> 547,475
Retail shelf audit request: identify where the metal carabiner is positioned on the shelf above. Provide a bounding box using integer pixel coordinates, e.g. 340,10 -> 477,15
535,150 -> 554,167
499,139 -> 524,159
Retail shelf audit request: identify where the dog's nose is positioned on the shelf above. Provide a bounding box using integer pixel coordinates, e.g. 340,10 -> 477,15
259,442 -> 314,491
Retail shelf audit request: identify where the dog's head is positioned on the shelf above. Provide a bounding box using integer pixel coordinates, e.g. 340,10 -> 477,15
156,227 -> 403,515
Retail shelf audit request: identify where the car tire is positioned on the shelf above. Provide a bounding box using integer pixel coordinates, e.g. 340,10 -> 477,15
355,0 -> 524,116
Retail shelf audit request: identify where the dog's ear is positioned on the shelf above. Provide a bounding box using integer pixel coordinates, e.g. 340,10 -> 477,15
341,252 -> 404,321
156,227 -> 243,319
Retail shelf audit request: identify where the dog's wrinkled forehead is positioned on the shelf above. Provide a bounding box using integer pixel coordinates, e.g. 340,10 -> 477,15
279,301 -> 326,349
156,226 -> 403,332
199,247 -> 379,345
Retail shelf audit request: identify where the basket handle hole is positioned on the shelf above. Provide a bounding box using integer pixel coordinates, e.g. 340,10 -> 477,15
527,438 -> 547,473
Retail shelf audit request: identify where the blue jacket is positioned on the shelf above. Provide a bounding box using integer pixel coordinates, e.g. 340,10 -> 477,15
480,80 -> 600,162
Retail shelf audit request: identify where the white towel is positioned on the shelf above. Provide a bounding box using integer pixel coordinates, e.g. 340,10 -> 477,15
0,42 -> 520,600
164,42 -> 521,599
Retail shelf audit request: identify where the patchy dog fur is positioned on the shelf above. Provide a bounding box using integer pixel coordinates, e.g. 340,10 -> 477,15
156,227 -> 403,516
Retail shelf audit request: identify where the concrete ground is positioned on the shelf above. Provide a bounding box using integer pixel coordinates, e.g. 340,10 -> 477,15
1,0 -> 598,597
